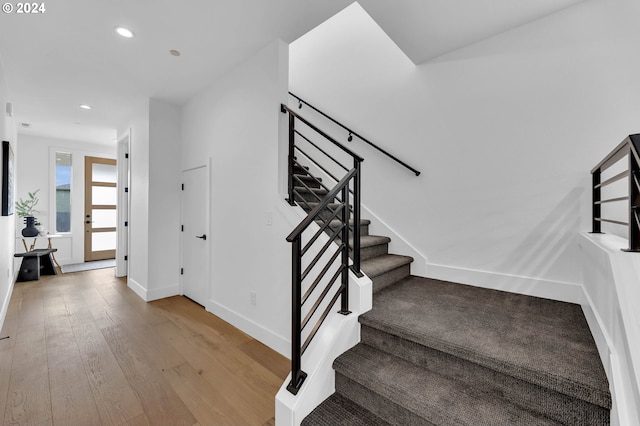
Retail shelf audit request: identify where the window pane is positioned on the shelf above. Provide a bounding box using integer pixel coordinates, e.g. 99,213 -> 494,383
92,186 -> 117,205
92,232 -> 116,251
56,153 -> 72,232
92,209 -> 116,228
93,163 -> 117,183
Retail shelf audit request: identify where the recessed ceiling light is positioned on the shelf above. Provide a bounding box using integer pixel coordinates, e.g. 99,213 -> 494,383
114,26 -> 135,38
80,104 -> 92,110
170,49 -> 181,57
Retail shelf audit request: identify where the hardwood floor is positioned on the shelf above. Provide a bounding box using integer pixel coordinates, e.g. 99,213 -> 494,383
0,268 -> 290,425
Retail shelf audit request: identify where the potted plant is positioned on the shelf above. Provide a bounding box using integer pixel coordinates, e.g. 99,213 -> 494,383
15,189 -> 40,237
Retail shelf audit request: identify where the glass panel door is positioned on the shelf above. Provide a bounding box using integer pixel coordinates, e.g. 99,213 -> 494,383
85,156 -> 117,261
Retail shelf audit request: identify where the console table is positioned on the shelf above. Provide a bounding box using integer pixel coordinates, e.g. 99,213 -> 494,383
17,235 -> 62,271
14,248 -> 58,281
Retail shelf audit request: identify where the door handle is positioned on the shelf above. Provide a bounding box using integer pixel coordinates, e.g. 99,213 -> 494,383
196,234 -> 207,240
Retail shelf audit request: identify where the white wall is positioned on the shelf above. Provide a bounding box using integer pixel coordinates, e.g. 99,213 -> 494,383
181,39 -> 293,355
148,99 -> 181,300
119,101 -> 150,297
289,0 -> 640,301
0,57 -> 16,329
13,134 -> 116,265
118,99 -> 182,301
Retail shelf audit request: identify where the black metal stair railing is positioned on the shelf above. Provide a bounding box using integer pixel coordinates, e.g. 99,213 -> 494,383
591,134 -> 640,251
282,104 -> 363,273
281,103 -> 363,395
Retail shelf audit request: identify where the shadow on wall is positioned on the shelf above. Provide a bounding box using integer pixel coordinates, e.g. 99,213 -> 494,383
497,186 -> 584,287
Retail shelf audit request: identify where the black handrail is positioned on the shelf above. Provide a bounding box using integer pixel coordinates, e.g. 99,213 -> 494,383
591,134 -> 640,251
289,92 -> 421,176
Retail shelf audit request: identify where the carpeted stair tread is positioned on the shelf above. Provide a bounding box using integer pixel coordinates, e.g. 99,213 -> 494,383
346,235 -> 392,260
349,234 -> 390,248
359,323 -> 610,425
359,276 -> 611,409
303,201 -> 343,211
294,186 -> 329,196
324,218 -> 371,228
321,218 -> 371,236
334,343 -> 561,425
301,393 -> 390,426
360,254 -> 413,278
294,173 -> 323,184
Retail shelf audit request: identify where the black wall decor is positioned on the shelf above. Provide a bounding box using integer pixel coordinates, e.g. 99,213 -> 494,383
2,141 -> 14,216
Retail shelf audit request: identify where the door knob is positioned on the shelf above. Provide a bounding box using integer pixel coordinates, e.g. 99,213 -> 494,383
196,234 -> 207,240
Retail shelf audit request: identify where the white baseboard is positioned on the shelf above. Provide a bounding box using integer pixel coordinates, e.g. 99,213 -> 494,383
207,299 -> 290,357
127,278 -> 147,301
146,284 -> 180,302
127,278 -> 179,302
424,262 -> 583,304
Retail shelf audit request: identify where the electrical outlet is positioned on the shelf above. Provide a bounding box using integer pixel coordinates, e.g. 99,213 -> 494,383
266,212 -> 273,226
250,291 -> 257,306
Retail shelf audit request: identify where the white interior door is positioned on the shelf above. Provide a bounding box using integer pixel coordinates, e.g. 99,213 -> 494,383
181,165 -> 209,306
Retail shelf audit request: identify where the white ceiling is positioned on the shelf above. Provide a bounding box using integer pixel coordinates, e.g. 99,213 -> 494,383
358,0 -> 586,64
0,0 -> 584,145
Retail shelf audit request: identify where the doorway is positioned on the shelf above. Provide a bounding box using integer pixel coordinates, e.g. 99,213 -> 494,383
181,165 -> 210,306
84,156 -> 117,261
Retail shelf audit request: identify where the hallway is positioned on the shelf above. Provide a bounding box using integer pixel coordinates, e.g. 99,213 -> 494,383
0,268 -> 288,425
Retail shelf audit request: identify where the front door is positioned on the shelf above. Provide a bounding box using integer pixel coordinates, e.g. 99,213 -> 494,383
84,156 -> 117,261
181,165 -> 209,306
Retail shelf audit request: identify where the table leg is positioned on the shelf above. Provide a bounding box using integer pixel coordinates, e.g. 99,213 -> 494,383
47,237 -> 62,271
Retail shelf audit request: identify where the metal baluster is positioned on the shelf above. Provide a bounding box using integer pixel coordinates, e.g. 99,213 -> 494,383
287,236 -> 307,394
287,113 -> 295,206
592,170 -> 601,234
628,145 -> 640,251
352,159 -> 363,276
339,185 -> 351,315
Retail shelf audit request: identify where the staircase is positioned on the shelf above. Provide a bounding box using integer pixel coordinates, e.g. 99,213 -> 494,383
293,166 -> 611,425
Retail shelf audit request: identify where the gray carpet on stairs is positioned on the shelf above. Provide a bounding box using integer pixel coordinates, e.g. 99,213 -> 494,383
360,276 -> 610,409
334,344 -> 561,425
303,276 -> 611,425
303,393 -> 390,426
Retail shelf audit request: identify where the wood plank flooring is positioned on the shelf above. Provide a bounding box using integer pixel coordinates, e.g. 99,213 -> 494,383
0,268 -> 290,425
